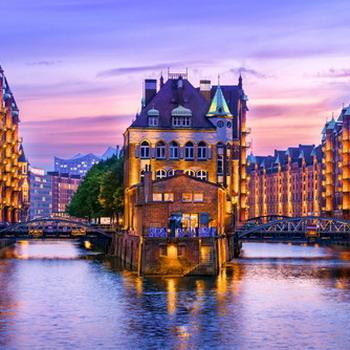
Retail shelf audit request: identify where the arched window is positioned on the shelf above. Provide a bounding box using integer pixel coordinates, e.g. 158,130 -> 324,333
156,169 -> 167,180
156,141 -> 166,159
167,169 -> 175,177
169,141 -> 179,159
140,141 -> 150,159
196,170 -> 208,181
198,141 -> 207,160
185,170 -> 195,177
184,141 -> 194,160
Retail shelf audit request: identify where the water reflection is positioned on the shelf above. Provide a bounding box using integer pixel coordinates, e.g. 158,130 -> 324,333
0,241 -> 350,349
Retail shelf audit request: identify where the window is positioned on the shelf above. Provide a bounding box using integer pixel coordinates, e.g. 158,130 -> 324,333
193,193 -> 204,202
217,143 -> 224,175
196,170 -> 208,181
140,141 -> 150,159
140,170 -> 146,183
169,141 -> 179,159
148,116 -> 159,126
178,244 -> 186,257
152,193 -> 162,201
164,193 -> 174,202
167,169 -> 175,177
184,142 -> 194,160
198,142 -> 207,160
182,193 -> 193,202
217,120 -> 225,128
156,169 -> 167,180
172,116 -> 191,127
156,141 -> 166,159
185,170 -> 195,177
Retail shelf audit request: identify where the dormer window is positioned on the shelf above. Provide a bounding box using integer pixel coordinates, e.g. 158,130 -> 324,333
147,107 -> 160,127
171,105 -> 192,128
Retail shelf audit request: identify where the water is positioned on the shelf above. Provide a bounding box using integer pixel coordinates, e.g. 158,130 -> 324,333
1,240 -> 350,350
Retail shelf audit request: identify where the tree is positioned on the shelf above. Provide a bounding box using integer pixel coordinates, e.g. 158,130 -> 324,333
68,155 -> 124,223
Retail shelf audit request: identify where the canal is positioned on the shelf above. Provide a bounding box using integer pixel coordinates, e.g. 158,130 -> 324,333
1,241 -> 350,350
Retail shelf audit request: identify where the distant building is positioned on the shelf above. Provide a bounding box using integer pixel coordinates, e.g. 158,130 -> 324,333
29,168 -> 52,219
247,104 -> 350,220
48,172 -> 81,215
54,146 -> 120,177
247,145 -> 323,218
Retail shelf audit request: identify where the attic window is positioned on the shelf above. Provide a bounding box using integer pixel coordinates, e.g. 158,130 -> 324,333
172,116 -> 191,127
148,116 -> 159,126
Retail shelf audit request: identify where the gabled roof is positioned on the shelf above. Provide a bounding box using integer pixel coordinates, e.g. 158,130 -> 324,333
206,84 -> 232,117
131,78 -> 214,129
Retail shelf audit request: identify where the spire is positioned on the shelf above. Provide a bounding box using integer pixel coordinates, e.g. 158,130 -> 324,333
18,144 -> 27,162
160,72 -> 164,88
238,73 -> 243,88
206,79 -> 232,117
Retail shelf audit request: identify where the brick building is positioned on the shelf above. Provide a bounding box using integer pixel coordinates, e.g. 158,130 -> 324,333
0,65 -> 30,223
247,144 -> 323,218
127,170 -> 230,236
247,104 -> 350,220
123,71 -> 249,235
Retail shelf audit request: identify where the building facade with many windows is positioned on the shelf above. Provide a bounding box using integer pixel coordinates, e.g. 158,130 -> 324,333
123,72 -> 249,235
0,65 -> 30,223
247,104 -> 350,220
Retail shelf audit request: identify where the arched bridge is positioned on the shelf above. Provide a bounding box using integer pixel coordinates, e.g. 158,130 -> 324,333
0,218 -> 111,240
238,216 -> 350,242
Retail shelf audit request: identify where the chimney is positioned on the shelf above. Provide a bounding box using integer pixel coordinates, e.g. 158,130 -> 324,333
200,79 -> 211,102
143,170 -> 153,203
144,79 -> 157,106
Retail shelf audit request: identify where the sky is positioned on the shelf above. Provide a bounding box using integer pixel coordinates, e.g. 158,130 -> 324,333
1,0 -> 350,169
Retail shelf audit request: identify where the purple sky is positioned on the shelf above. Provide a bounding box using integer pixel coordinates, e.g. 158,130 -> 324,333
1,0 -> 350,168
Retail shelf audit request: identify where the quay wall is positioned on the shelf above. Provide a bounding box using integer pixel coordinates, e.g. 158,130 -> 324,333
0,239 -> 15,257
109,233 -> 238,276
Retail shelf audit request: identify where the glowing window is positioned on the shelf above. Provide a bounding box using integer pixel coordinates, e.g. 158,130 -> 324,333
182,193 -> 193,202
193,193 -> 204,202
152,193 -> 162,202
164,193 -> 174,202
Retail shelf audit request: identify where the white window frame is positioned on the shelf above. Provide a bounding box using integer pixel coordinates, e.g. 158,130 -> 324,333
196,170 -> 208,181
198,142 -> 207,160
169,142 -> 179,159
156,141 -> 166,159
156,169 -> 167,180
184,142 -> 194,160
140,141 -> 150,159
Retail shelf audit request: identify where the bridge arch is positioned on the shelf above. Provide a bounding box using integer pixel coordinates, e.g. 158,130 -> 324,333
239,216 -> 350,241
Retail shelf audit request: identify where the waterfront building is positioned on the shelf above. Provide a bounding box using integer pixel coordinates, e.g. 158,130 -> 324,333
123,72 -> 249,235
247,104 -> 350,220
48,172 -> 81,216
321,105 -> 350,219
0,65 -> 30,223
54,146 -> 120,177
29,168 -> 53,219
247,144 -> 323,218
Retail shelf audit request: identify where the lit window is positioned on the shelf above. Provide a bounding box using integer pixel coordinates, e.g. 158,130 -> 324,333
184,142 -> 194,160
185,170 -> 195,177
156,169 -> 167,180
196,170 -> 208,181
164,193 -> 174,202
156,141 -> 166,159
153,193 -> 162,202
169,141 -> 179,159
193,193 -> 204,202
140,170 -> 145,183
182,193 -> 193,202
140,141 -> 150,159
198,141 -> 207,160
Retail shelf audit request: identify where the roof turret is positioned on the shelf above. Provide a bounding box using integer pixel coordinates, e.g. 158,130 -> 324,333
147,107 -> 160,117
207,83 -> 232,117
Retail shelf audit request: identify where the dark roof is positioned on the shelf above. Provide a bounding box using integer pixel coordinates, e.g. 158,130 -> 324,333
18,144 -> 27,162
131,78 -> 214,129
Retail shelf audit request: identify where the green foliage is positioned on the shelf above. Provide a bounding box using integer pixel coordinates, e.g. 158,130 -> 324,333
68,155 -> 124,221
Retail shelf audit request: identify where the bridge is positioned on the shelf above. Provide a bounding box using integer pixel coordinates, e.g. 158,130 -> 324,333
0,218 -> 113,252
238,216 -> 350,243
